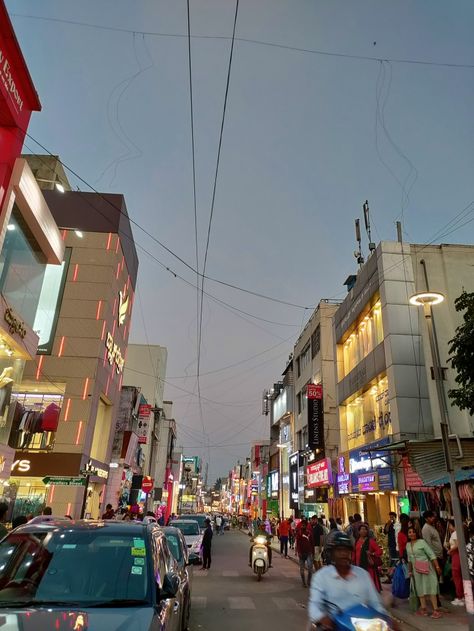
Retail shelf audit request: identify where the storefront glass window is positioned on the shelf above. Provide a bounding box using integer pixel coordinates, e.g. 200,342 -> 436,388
0,206 -> 47,327
7,391 -> 63,451
343,375 -> 391,450
341,301 -> 383,377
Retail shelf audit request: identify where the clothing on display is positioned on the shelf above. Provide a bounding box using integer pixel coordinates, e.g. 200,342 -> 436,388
8,393 -> 62,450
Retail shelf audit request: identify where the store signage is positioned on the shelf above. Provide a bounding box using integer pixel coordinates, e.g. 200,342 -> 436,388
118,290 -> 129,326
348,438 -> 394,491
270,470 -> 278,498
137,404 -> 152,444
4,308 -> 27,339
289,452 -> 299,509
337,473 -> 351,495
42,476 -> 85,487
105,332 -> 125,374
358,472 -> 379,492
0,48 -> 24,113
347,410 -> 392,443
142,476 -> 154,493
307,384 -> 324,451
12,452 -> 83,477
306,458 -> 332,488
12,459 -> 30,473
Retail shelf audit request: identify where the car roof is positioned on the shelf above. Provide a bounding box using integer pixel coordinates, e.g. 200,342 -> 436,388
170,519 -> 200,524
10,520 -> 164,536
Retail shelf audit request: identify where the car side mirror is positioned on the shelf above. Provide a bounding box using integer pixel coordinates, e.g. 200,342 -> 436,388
188,553 -> 201,566
161,572 -> 180,599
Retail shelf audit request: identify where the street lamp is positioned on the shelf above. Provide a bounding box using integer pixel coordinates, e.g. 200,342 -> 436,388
277,444 -> 287,520
410,290 -> 474,627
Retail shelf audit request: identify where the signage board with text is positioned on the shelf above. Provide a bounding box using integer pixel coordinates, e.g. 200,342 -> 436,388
306,457 -> 332,488
307,384 -> 324,451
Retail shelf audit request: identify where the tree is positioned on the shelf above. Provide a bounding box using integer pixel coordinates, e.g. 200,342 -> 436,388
447,290 -> 474,415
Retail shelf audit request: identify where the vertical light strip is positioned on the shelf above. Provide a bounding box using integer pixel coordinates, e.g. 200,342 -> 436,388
75,421 -> 83,445
58,336 -> 65,357
116,262 -> 120,280
103,348 -> 108,367
66,502 -> 71,516
113,297 -> 118,317
61,229 -> 67,241
112,321 -> 116,337
49,485 -> 55,504
105,376 -> 110,397
96,300 -> 102,320
101,320 -> 106,341
106,232 -> 112,251
120,256 -> 124,272
36,356 -> 44,380
73,264 -> 79,282
118,373 -> 123,391
82,377 -> 89,400
64,398 -> 71,421
115,236 -> 120,254
126,275 -> 130,290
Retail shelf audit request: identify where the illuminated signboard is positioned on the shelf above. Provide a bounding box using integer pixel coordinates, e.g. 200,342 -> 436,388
306,458 -> 332,488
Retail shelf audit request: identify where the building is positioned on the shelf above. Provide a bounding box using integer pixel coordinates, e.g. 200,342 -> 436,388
7,170 -> 139,519
333,240 -> 474,525
0,5 -> 64,498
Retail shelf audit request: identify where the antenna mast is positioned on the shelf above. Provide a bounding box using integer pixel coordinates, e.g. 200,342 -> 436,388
354,218 -> 364,268
363,200 -> 376,253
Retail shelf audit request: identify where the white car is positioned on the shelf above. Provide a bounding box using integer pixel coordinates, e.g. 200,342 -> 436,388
170,519 -> 203,557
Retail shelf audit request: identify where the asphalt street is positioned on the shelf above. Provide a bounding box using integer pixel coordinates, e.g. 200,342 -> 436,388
189,529 -> 308,631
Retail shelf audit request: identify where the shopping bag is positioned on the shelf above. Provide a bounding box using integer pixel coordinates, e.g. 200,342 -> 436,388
409,578 -> 419,612
392,562 -> 410,599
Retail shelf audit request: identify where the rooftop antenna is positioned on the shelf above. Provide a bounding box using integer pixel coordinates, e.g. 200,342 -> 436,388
363,200 -> 376,253
354,218 -> 365,267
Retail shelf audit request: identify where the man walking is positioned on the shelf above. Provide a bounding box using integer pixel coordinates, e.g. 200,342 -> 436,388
201,518 -> 213,570
215,514 -> 222,535
422,510 -> 446,608
278,517 -> 290,558
384,511 -> 398,569
296,518 -> 314,587
310,515 -> 325,570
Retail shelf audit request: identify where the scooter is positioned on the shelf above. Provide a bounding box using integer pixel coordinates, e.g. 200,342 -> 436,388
250,534 -> 270,581
314,603 -> 393,630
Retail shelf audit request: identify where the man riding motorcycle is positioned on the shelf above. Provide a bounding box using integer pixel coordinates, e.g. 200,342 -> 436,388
249,522 -> 273,568
308,531 -> 397,630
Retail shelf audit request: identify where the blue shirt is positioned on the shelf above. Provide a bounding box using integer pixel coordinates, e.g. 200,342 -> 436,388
308,564 -> 387,623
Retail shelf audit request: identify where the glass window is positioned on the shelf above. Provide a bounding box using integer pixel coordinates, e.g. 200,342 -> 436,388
0,207 -> 47,327
164,533 -> 183,564
170,521 -> 199,536
340,300 -> 384,378
0,529 -> 150,605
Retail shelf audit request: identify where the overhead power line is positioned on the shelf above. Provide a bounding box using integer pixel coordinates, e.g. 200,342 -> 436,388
12,12 -> 474,69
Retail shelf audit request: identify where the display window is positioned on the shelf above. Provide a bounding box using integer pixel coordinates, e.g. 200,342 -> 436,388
5,477 -> 47,521
341,300 -> 383,378
7,391 -> 63,451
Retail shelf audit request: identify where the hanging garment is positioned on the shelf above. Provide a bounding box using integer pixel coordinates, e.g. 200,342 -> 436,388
41,403 -> 61,431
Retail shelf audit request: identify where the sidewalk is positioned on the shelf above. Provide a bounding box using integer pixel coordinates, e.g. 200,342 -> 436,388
269,537 -> 469,630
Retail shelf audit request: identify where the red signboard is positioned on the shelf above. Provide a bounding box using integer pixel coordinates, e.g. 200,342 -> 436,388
306,458 -> 332,488
307,384 -> 323,400
142,476 -> 154,493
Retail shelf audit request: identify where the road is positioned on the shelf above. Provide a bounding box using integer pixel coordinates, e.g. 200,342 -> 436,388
189,529 -> 308,631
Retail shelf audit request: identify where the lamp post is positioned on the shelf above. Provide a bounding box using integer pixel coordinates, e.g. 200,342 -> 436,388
277,444 -> 287,520
410,291 -> 474,626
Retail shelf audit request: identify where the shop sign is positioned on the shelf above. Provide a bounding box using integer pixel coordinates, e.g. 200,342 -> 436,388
42,476 -> 85,487
304,487 -> 329,503
142,476 -> 154,493
306,458 -> 332,488
137,404 -> 152,444
357,472 -> 379,492
0,47 -> 24,114
12,452 -> 82,477
289,451 -> 300,509
307,384 -> 324,451
105,332 -> 125,374
4,308 -> 27,339
270,470 -> 278,498
348,438 -> 394,492
337,473 -> 351,495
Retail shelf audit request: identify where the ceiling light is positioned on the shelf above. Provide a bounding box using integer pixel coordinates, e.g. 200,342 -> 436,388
55,182 -> 65,193
75,230 -> 83,238
6,224 -> 15,231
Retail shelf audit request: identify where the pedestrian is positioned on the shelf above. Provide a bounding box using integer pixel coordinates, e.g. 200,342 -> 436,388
353,523 -> 383,591
466,521 -> 474,582
398,514 -> 410,561
384,511 -> 398,567
296,518 -> 314,587
329,518 -> 338,532
215,514 -> 222,535
0,503 -> 8,539
264,517 -> 271,535
201,518 -> 213,570
446,519 -> 465,606
349,513 -> 363,541
43,506 -> 53,516
336,517 -> 343,531
406,525 -> 442,618
310,515 -> 325,570
101,503 -> 115,519
278,517 -> 290,558
421,510 -> 444,606
289,516 -> 296,550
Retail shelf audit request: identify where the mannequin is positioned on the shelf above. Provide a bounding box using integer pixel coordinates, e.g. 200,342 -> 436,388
0,366 -> 13,417
0,366 -> 14,388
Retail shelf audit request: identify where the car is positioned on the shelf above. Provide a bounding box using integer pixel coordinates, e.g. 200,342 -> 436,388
178,514 -> 208,534
162,526 -> 201,630
0,519 -> 184,630
169,519 -> 203,558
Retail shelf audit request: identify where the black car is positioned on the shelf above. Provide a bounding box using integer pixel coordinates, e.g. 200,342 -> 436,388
0,520 -> 183,630
162,526 -> 201,631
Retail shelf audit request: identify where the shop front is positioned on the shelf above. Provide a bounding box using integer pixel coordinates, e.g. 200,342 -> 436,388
266,469 -> 279,518
303,457 -> 332,518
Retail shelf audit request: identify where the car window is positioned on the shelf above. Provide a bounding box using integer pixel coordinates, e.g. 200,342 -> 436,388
171,522 -> 200,536
181,515 -> 206,529
164,533 -> 183,564
152,535 -> 168,588
0,530 -> 150,605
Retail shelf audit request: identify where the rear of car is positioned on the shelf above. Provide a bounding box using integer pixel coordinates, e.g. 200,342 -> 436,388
170,519 -> 203,558
178,514 -> 208,534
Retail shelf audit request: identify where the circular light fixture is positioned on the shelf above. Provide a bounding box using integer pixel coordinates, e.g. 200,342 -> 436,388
74,230 -> 83,238
6,224 -> 15,231
55,182 -> 65,193
409,292 -> 445,306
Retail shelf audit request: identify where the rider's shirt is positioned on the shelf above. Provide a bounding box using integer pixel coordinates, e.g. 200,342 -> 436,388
308,564 -> 387,624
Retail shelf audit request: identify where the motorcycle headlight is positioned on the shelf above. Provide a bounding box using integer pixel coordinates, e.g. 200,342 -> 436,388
350,618 -> 389,631
255,536 -> 267,545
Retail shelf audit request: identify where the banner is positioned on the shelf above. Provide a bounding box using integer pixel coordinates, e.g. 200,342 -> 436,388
307,384 -> 324,451
306,458 -> 332,488
289,452 -> 299,510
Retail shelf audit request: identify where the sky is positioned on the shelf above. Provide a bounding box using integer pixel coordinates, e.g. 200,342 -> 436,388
7,0 -> 474,482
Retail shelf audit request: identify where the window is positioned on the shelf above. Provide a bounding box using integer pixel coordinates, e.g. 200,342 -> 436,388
297,392 -> 302,414
299,344 -> 311,374
311,325 -> 321,359
341,300 -> 384,377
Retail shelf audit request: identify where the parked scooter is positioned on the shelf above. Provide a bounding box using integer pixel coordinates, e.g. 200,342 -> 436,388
249,534 -> 270,581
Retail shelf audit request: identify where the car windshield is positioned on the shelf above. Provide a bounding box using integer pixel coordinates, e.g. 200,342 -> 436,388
181,515 -> 207,529
171,522 -> 200,536
0,529 -> 151,606
165,533 -> 183,563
